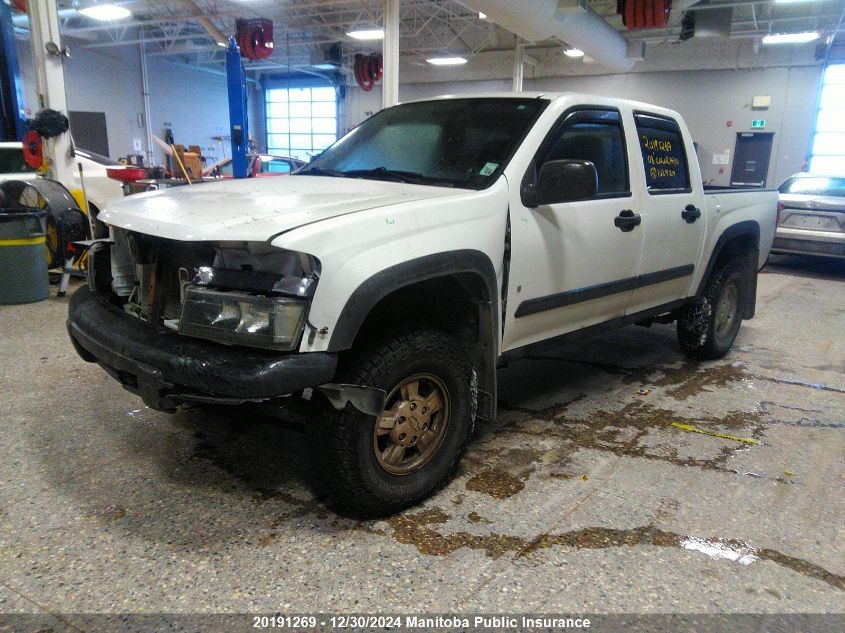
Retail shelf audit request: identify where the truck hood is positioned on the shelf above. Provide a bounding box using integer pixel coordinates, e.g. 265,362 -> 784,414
98,175 -> 464,242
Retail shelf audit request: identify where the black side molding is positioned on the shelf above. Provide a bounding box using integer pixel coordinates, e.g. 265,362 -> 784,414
515,264 -> 694,318
503,298 -> 691,363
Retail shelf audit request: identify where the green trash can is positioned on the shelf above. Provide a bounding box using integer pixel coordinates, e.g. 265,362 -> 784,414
0,209 -> 49,304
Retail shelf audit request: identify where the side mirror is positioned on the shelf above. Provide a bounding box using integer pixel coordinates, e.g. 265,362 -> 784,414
537,159 -> 598,205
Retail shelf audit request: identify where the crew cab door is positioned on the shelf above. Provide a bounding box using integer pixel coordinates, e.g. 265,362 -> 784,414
502,107 -> 644,352
625,112 -> 706,315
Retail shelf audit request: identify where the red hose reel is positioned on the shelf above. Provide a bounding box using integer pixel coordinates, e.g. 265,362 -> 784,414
619,0 -> 671,30
236,18 -> 274,61
22,130 -> 43,169
354,53 -> 383,92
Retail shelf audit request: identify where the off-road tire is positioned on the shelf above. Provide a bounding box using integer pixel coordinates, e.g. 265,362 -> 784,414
677,256 -> 748,359
307,327 -> 474,517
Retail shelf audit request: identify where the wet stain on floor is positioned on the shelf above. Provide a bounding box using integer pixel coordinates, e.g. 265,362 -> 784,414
521,356 -> 752,401
657,362 -> 750,400
178,355 -> 843,595
375,507 -> 845,591
496,400 -> 768,480
379,507 -> 524,558
467,511 -> 491,524
522,354 -> 845,400
758,375 -> 845,395
465,468 -> 525,499
185,427 -> 843,592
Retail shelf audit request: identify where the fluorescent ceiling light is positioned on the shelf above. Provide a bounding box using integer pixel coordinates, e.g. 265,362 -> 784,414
78,4 -> 132,21
347,29 -> 384,40
564,47 -> 584,58
426,56 -> 468,66
479,12 -> 487,19
762,31 -> 820,45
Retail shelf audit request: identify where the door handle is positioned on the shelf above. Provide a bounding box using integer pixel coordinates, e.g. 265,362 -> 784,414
682,204 -> 701,223
614,209 -> 642,232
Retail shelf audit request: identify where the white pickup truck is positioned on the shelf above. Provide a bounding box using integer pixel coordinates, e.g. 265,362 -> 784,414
68,93 -> 777,515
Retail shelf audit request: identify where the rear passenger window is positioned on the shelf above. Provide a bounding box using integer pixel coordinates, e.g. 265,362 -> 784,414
540,109 -> 629,197
634,113 -> 690,193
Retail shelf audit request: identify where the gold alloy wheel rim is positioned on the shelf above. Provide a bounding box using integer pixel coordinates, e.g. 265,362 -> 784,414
373,372 -> 450,476
715,282 -> 739,339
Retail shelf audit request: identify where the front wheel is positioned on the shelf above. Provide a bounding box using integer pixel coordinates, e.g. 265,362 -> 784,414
677,257 -> 749,359
307,327 -> 474,517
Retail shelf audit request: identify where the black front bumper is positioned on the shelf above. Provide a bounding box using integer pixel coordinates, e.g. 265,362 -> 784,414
67,286 -> 337,411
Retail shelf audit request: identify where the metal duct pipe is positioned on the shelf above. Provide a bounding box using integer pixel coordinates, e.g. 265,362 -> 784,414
454,0 -> 636,72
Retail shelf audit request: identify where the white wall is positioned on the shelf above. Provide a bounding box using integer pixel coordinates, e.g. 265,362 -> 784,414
15,37 -> 259,165
15,40 -> 144,158
342,65 -> 823,188
144,58 -> 230,164
533,67 -> 821,188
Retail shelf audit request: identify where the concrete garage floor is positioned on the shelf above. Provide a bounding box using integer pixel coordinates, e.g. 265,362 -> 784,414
0,256 -> 843,624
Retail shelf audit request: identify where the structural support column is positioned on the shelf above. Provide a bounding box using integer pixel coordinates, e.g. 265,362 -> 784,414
140,38 -> 154,166
27,0 -> 74,184
512,40 -> 524,93
0,0 -> 26,141
382,0 -> 400,109
226,36 -> 249,179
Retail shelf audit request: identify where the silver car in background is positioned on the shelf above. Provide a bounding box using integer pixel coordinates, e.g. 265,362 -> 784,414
772,174 -> 845,259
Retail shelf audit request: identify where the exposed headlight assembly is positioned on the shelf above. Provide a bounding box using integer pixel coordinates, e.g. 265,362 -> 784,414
178,286 -> 307,351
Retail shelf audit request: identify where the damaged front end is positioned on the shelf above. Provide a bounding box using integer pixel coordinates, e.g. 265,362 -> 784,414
94,228 -> 321,349
70,228 -> 338,411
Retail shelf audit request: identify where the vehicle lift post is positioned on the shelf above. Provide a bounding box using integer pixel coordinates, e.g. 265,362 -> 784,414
225,36 -> 249,179
0,0 -> 26,141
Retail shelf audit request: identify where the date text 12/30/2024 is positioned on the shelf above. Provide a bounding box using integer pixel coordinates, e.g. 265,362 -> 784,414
252,615 -> 592,629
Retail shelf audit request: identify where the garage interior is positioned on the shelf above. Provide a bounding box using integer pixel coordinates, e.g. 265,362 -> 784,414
1,0 -> 844,628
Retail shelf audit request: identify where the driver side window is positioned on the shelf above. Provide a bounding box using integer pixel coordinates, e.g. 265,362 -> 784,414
538,110 -> 629,197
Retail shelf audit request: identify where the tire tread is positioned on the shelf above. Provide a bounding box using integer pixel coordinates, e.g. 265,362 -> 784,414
308,327 -> 472,517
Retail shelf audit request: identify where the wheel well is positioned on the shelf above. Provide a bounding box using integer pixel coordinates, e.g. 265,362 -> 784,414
341,272 -> 498,422
700,229 -> 760,319
713,232 -> 757,271
349,274 -> 487,353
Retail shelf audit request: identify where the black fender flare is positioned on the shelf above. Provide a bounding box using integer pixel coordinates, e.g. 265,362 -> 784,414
695,220 -> 760,318
327,249 -> 499,352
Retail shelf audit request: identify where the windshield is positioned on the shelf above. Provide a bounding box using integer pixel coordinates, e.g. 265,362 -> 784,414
298,98 -> 547,189
780,176 -> 845,197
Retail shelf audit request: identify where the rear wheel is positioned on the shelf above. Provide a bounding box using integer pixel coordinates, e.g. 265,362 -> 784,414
677,257 -> 748,359
307,327 -> 474,517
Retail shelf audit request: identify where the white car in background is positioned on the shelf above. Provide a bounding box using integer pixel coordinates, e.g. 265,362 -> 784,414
772,174 -> 845,259
0,141 -> 125,215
